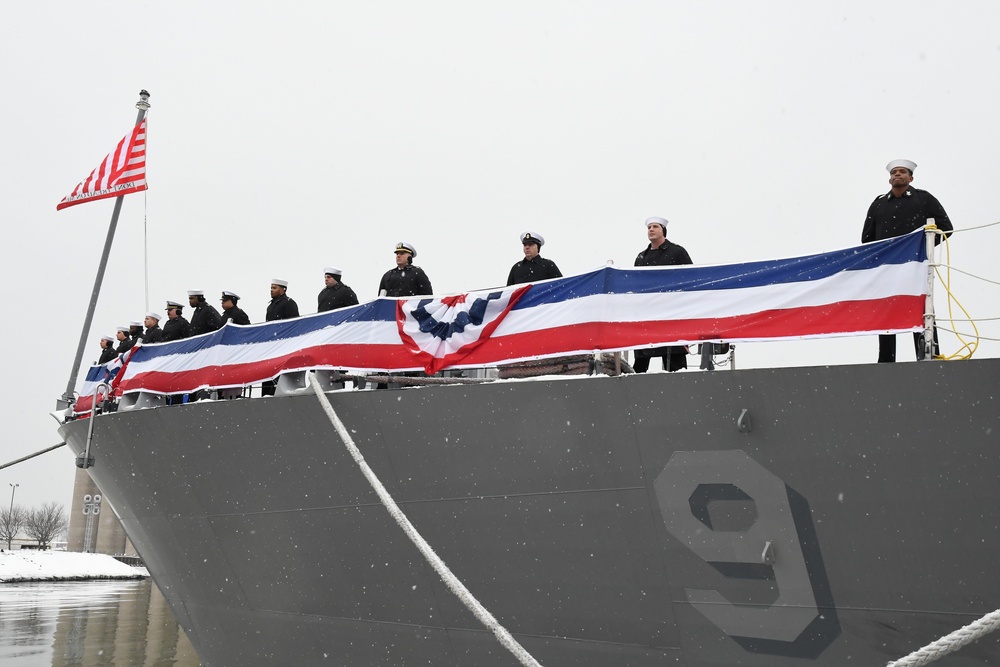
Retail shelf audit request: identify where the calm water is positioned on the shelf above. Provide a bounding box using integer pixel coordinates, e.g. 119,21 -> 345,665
0,579 -> 201,666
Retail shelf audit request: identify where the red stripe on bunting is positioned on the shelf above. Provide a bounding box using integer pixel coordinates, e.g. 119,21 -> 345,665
119,296 -> 922,394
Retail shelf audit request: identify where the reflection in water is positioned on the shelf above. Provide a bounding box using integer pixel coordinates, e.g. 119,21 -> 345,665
0,579 -> 200,666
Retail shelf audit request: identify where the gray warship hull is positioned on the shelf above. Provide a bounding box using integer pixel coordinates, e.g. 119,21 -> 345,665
60,359 -> 1000,666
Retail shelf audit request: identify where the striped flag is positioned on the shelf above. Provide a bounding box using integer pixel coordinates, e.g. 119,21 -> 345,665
57,119 -> 148,211
115,231 -> 928,395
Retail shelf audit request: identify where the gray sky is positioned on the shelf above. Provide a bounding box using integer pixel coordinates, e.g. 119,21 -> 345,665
1,2 -> 998,510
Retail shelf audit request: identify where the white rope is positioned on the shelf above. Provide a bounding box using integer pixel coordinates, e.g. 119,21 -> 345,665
887,609 -> 1000,667
309,374 -> 543,667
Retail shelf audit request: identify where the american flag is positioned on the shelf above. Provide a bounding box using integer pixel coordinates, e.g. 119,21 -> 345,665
57,118 -> 148,211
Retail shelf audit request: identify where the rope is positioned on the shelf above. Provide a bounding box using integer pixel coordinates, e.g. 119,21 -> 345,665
929,231 -> 980,360
937,326 -> 1000,343
0,443 -> 66,471
937,264 -> 1000,287
309,373 -> 543,667
143,113 -> 150,314
947,220 -> 1000,233
886,609 -> 1000,666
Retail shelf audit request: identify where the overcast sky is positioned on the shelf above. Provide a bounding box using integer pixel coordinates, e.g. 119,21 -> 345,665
1,2 -> 998,510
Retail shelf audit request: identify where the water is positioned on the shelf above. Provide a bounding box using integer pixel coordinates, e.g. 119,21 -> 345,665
0,579 -> 201,666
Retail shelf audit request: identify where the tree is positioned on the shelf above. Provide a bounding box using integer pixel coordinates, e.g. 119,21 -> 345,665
0,504 -> 26,550
24,502 -> 68,549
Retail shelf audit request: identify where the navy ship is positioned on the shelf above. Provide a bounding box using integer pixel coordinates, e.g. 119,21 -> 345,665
57,230 -> 1000,665
59,358 -> 1000,666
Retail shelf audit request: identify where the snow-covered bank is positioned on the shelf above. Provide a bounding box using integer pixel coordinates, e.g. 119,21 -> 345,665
0,550 -> 148,582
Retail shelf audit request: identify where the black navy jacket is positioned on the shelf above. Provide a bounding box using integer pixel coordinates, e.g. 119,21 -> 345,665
190,303 -> 223,336
98,345 -> 117,365
862,187 -> 953,244
378,266 -> 433,297
634,240 -> 693,267
162,316 -> 191,342
142,325 -> 163,344
115,336 -> 135,355
318,282 -> 360,312
507,256 -> 563,286
222,306 -> 251,326
266,294 -> 299,321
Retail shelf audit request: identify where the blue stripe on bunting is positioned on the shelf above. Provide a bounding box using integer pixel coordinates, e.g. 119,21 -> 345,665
129,231 -> 924,362
513,229 -> 925,308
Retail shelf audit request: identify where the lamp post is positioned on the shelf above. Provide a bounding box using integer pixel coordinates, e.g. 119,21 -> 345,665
6,483 -> 17,550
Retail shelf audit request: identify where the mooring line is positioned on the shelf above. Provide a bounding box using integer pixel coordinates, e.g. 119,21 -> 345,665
309,374 -> 543,667
887,609 -> 1000,666
0,443 -> 66,471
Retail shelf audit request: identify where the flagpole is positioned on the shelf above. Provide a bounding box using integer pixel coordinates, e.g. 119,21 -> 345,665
58,90 -> 151,410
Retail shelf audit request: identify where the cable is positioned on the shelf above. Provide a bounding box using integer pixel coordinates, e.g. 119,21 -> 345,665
947,219 -> 1000,234
143,113 -> 150,314
930,231 -> 979,359
310,375 -> 544,667
937,326 -> 1000,343
935,264 -> 1000,286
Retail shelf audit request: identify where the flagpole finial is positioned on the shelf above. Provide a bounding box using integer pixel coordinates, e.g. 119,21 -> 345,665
136,89 -> 151,111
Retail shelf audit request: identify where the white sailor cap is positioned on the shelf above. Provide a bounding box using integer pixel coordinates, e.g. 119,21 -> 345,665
187,289 -> 204,297
166,300 -> 184,310
222,290 -> 240,301
116,325 -> 130,333
394,242 -> 416,257
520,232 -> 545,246
886,159 -> 917,173
146,312 -> 162,322
324,266 -> 343,276
271,279 -> 289,288
129,320 -> 143,328
100,334 -> 115,343
645,216 -> 669,230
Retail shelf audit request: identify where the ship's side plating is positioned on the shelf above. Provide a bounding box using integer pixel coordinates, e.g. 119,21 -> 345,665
60,360 -> 1000,666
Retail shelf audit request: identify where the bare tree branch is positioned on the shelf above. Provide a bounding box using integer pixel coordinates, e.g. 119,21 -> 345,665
0,504 -> 26,550
23,502 -> 68,549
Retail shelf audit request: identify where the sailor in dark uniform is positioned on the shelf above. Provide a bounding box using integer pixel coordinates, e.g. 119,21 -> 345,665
128,321 -> 144,343
97,335 -> 117,365
142,312 -> 164,344
633,216 -> 693,373
114,326 -> 134,355
188,290 -> 223,336
263,279 -> 299,396
221,291 -> 251,325
318,266 -> 360,312
378,243 -> 433,297
162,301 -> 192,342
507,232 -> 563,285
862,159 -> 954,363
266,279 -> 300,321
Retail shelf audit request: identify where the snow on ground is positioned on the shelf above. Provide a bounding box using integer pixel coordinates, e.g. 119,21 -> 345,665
0,550 -> 148,582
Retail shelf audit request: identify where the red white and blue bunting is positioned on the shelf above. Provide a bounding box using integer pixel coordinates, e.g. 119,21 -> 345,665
83,231 -> 926,396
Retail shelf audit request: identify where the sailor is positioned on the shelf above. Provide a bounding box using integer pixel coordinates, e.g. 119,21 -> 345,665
378,242 -> 433,297
188,290 -> 223,336
128,320 -> 144,342
142,312 -> 164,344
633,216 -> 693,373
221,290 -> 251,325
862,159 -> 954,362
266,279 -> 299,321
114,326 -> 134,355
97,335 -> 117,365
506,232 -> 563,285
162,301 -> 192,342
263,280 -> 299,397
317,266 -> 360,312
